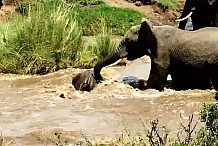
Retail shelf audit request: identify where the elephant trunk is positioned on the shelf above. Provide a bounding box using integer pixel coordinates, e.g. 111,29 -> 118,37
94,45 -> 127,81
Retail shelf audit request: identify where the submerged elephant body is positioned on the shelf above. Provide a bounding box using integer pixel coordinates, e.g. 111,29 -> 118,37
72,70 -> 96,91
94,19 -> 218,91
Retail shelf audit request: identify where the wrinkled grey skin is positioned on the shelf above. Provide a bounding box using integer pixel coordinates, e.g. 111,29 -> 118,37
94,19 -> 218,91
178,0 -> 218,30
72,70 -> 96,91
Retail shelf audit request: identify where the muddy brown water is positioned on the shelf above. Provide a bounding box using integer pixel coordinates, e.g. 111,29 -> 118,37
0,56 -> 216,145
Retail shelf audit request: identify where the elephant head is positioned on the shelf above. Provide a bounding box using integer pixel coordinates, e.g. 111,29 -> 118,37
94,18 -> 157,81
72,70 -> 96,91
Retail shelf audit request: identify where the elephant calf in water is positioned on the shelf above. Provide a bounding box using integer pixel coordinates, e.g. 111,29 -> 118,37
94,18 -> 218,91
72,70 -> 96,91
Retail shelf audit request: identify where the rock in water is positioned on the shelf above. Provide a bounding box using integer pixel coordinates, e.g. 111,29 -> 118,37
122,76 -> 146,89
72,70 -> 96,91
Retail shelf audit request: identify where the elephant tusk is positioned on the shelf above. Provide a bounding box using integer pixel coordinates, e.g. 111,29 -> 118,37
175,11 -> 193,22
107,59 -> 122,67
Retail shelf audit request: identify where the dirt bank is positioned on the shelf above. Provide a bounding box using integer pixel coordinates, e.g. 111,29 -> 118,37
0,0 -> 184,26
104,0 -> 185,26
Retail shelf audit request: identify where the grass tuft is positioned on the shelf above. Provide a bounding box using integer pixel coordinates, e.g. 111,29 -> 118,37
1,1 -> 83,74
0,0 -> 144,74
74,21 -> 117,68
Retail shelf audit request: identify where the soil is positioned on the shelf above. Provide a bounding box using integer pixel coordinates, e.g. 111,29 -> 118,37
104,0 -> 185,26
0,4 -> 16,22
0,0 -> 185,26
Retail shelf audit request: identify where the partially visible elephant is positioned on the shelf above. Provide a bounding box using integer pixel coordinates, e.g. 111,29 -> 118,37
94,18 -> 218,91
72,70 -> 96,91
176,0 -> 218,30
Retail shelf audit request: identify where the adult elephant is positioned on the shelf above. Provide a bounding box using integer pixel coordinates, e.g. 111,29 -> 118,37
94,18 -> 218,91
176,0 -> 218,30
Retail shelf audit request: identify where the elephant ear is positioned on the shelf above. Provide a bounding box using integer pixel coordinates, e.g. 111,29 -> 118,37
138,18 -> 157,59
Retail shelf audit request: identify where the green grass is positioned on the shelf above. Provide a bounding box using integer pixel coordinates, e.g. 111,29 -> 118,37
0,0 -> 144,74
0,1 -> 83,74
74,27 -> 117,68
15,0 -> 145,36
154,0 -> 178,9
74,4 -> 145,36
64,0 -> 105,6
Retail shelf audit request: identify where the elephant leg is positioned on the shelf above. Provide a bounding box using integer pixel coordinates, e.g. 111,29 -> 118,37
192,17 -> 200,31
209,68 -> 218,99
170,66 -> 211,90
178,0 -> 193,30
211,78 -> 218,100
178,19 -> 188,30
211,8 -> 217,26
143,61 -> 168,91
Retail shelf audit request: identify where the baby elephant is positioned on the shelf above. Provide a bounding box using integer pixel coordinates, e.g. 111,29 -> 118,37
72,70 -> 96,91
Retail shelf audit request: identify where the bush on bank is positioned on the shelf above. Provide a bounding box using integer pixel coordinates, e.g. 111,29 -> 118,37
15,0 -> 145,36
74,32 -> 117,68
1,1 -> 83,74
0,0 -> 144,74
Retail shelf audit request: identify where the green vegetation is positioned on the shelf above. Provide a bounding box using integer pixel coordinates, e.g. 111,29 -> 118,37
154,0 -> 178,9
1,1 -> 83,74
195,103 -> 218,145
74,4 -> 144,36
0,0 -> 144,74
15,0 -> 145,36
65,0 -> 105,6
125,0 -> 178,10
74,31 -> 117,68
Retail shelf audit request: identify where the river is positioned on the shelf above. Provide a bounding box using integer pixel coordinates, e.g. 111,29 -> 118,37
0,56 -> 215,145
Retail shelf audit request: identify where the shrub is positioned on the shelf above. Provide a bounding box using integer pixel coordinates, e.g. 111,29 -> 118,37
90,34 -> 116,59
1,0 -> 144,74
74,23 -> 117,68
194,103 -> 218,145
16,1 -> 145,36
0,1 -> 83,74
